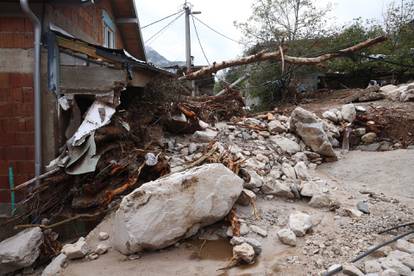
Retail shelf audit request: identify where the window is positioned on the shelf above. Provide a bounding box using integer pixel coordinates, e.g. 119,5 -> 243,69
102,10 -> 115,48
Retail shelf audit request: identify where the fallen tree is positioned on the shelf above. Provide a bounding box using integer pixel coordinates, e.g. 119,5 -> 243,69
179,36 -> 387,80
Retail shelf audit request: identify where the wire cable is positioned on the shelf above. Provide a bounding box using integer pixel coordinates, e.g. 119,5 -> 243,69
191,15 -> 210,66
192,15 -> 244,45
145,12 -> 184,45
141,10 -> 184,29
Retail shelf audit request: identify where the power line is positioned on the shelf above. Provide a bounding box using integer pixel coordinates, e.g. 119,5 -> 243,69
141,10 -> 184,29
192,16 -> 244,45
145,12 -> 184,44
191,15 -> 210,66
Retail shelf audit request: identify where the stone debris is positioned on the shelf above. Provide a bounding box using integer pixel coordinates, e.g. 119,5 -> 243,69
232,243 -> 256,264
98,232 -> 109,241
95,243 -> 109,255
341,104 -> 357,123
41,254 -> 67,276
342,263 -> 364,276
288,212 -> 313,237
277,228 -> 297,247
113,163 -> 243,254
237,189 -> 256,206
249,225 -> 268,237
0,227 -> 43,275
357,201 -> 370,214
230,236 -> 262,255
61,237 -> 90,260
289,107 -> 337,158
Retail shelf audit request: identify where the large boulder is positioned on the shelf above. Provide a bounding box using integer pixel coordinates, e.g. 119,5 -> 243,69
0,227 -> 43,275
113,163 -> 243,255
341,104 -> 356,123
289,107 -> 336,158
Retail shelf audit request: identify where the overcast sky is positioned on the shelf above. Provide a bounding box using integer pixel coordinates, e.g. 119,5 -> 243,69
135,0 -> 395,65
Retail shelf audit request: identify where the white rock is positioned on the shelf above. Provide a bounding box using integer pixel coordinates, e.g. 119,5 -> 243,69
230,237 -> 262,255
98,232 -> 109,241
61,237 -> 90,260
198,120 -> 209,129
341,104 -> 357,123
282,163 -> 297,179
277,228 -> 297,246
288,212 -> 312,237
250,225 -> 267,237
192,129 -> 218,142
380,269 -> 399,276
289,107 -> 336,158
0,227 -> 43,275
294,161 -> 310,180
233,243 -> 255,264
300,181 -> 319,197
41,253 -> 67,276
365,260 -> 382,273
188,143 -> 198,154
113,163 -> 243,255
322,110 -> 338,123
240,223 -> 250,236
95,243 -> 109,255
400,88 -> 414,102
355,106 -> 367,112
270,136 -> 300,155
380,84 -> 398,94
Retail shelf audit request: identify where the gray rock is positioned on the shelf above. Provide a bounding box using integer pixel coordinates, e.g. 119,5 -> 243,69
0,227 -> 43,275
233,243 -> 255,264
243,169 -> 263,189
288,212 -> 312,237
309,193 -> 337,209
400,88 -> 414,102
230,236 -> 262,255
300,181 -> 319,197
95,243 -> 109,255
395,240 -> 414,254
261,180 -> 295,199
282,163 -> 297,179
362,132 -> 377,144
41,254 -> 67,276
192,129 -> 218,142
188,143 -> 198,154
240,223 -> 250,236
380,269 -> 399,276
341,104 -> 357,123
250,225 -> 267,237
380,257 -> 411,276
356,201 -> 369,214
270,136 -> 300,154
342,263 -> 364,276
277,228 -> 297,246
289,107 -> 337,158
113,163 -> 243,255
294,161 -> 310,180
365,260 -> 382,273
354,128 -> 366,136
268,120 -> 286,133
322,110 -> 338,123
61,237 -> 90,260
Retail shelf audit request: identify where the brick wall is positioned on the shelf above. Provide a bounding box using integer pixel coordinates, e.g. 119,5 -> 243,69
0,72 -> 34,203
0,17 -> 34,203
47,0 -> 124,48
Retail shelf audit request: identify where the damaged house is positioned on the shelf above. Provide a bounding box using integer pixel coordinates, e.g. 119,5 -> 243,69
0,0 -> 170,214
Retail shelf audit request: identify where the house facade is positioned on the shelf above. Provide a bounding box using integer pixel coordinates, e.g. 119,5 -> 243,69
0,0 -> 165,208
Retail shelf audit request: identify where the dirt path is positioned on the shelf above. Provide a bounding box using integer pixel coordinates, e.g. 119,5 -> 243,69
63,149 -> 414,276
319,149 -> 414,202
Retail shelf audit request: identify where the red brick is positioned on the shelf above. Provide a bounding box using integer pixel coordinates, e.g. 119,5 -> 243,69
26,146 -> 34,159
0,88 -> 9,102
25,117 -> 34,132
14,132 -> 34,146
0,73 -> 10,89
0,191 -> 10,204
10,88 -> 23,102
16,161 -> 34,175
5,18 -> 25,32
4,146 -> 27,160
22,87 -> 33,103
0,176 -> 9,189
0,103 -> 13,118
14,103 -> 33,117
0,161 -> 9,176
9,73 -> 33,88
0,134 -> 17,147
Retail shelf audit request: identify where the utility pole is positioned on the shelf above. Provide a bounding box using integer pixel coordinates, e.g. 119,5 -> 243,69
183,1 -> 200,96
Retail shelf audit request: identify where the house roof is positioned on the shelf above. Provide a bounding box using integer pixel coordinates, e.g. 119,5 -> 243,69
108,0 -> 147,61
